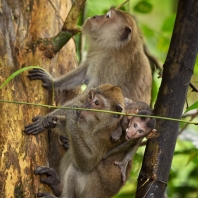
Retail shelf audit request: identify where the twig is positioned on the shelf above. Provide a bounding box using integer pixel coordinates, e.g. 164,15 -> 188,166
0,100 -> 197,125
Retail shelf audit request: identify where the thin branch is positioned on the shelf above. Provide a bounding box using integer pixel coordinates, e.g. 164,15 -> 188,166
0,100 -> 197,125
48,0 -> 64,23
32,0 -> 86,59
189,83 -> 198,92
62,0 -> 87,31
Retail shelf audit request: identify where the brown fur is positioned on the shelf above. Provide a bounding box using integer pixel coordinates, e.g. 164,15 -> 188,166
57,84 -> 131,198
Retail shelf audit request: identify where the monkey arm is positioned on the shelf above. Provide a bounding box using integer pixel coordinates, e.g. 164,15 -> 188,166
103,138 -> 143,160
65,110 -> 103,172
54,64 -> 88,91
28,64 -> 88,91
115,141 -> 140,183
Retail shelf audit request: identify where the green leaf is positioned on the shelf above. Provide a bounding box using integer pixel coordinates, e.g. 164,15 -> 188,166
161,14 -> 176,33
134,1 -> 153,14
0,66 -> 41,89
185,101 -> 198,113
141,24 -> 155,37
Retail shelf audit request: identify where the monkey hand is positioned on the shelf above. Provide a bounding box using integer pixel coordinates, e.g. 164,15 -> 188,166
58,135 -> 69,150
35,166 -> 62,197
24,115 -> 58,135
37,192 -> 57,198
115,160 -> 128,184
24,116 -> 45,135
27,68 -> 53,89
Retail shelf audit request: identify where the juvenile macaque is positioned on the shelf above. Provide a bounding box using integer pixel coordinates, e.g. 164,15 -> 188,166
25,7 -> 152,135
105,110 -> 156,183
32,84 -> 133,198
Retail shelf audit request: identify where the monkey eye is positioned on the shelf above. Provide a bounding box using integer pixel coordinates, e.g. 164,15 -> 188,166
138,130 -> 144,134
106,11 -> 111,18
116,104 -> 123,113
94,100 -> 100,105
133,123 -> 137,128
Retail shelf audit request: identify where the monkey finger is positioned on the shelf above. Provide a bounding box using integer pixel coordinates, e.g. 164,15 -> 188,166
27,70 -> 46,79
35,166 -> 56,177
34,166 -> 50,174
28,68 -> 45,75
23,124 -> 37,134
24,125 -> 44,134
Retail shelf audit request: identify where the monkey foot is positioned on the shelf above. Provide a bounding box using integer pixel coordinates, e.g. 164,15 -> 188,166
115,160 -> 128,183
34,166 -> 62,196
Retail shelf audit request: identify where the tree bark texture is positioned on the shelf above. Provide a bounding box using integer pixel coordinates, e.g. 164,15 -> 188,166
135,0 -> 198,197
0,0 -> 78,197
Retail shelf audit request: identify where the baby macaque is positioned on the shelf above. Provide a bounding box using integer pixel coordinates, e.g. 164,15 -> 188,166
111,98 -> 152,142
105,110 -> 156,183
25,7 -> 152,135
32,84 -> 134,198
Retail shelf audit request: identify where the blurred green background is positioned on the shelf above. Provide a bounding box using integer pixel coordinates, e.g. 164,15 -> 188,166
75,0 -> 198,197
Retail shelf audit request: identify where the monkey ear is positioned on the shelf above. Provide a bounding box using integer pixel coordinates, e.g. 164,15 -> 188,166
114,104 -> 123,118
146,129 -> 157,139
120,26 -> 132,40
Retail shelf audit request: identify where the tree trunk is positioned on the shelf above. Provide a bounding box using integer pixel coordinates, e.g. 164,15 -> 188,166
135,0 -> 198,197
0,0 -> 78,197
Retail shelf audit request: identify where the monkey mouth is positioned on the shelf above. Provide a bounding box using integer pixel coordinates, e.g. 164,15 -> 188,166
125,134 -> 131,141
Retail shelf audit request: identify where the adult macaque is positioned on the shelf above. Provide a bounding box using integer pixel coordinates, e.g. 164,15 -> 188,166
105,110 -> 156,183
25,7 -> 152,135
32,84 -> 133,198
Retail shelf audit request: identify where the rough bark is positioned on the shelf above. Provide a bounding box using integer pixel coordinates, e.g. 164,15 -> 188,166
135,0 -> 198,197
0,0 -> 78,197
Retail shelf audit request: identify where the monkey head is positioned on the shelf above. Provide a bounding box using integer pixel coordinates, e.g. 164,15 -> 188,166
77,83 -> 125,130
125,110 -> 156,140
82,8 -> 138,49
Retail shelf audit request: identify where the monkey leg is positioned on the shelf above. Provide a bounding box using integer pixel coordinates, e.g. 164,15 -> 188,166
34,166 -> 63,197
37,192 -> 57,198
27,68 -> 53,89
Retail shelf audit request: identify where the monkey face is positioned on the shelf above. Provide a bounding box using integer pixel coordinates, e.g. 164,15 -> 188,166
76,84 -> 124,132
82,8 -> 136,49
125,117 -> 153,140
